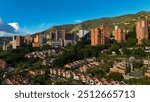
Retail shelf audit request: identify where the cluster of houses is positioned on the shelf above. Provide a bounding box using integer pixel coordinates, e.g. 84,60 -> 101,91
24,49 -> 60,59
49,68 -> 126,85
41,59 -> 55,67
2,75 -> 37,85
143,60 -> 150,65
64,57 -> 101,72
110,61 -> 127,76
25,49 -> 62,67
29,69 -> 45,76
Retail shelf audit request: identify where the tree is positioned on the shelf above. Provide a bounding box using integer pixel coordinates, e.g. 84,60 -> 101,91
86,68 -> 104,78
110,43 -> 120,53
108,72 -> 124,81
142,39 -> 150,47
33,61 -> 41,69
125,38 -> 137,47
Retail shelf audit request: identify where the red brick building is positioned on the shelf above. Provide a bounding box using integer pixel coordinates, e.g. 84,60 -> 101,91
136,19 -> 149,45
24,35 -> 32,45
32,34 -> 41,47
114,26 -> 126,43
91,25 -> 110,46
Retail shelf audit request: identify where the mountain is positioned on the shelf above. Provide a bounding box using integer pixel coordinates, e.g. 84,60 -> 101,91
37,11 -> 150,35
34,24 -> 77,35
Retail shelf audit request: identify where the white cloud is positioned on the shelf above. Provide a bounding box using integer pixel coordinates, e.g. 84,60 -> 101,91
8,22 -> 20,32
75,20 -> 82,23
0,18 -> 26,36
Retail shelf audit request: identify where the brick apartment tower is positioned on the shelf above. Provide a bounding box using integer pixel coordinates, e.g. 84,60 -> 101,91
32,34 -> 41,47
55,30 -> 66,41
91,25 -> 110,46
91,28 -> 101,46
24,35 -> 32,45
100,25 -> 110,44
136,19 -> 149,45
13,35 -> 24,49
114,26 -> 126,43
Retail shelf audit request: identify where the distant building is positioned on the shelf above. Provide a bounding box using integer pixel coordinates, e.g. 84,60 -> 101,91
24,35 -> 32,45
32,34 -> 41,47
77,30 -> 89,38
12,35 -> 24,49
113,26 -> 126,43
136,19 -> 149,45
91,25 -> 110,46
56,30 -> 65,41
48,40 -> 61,47
33,34 -> 47,47
100,25 -> 110,44
91,28 -> 101,46
0,59 -> 6,70
40,35 -> 46,45
2,42 -> 7,51
46,30 -> 77,47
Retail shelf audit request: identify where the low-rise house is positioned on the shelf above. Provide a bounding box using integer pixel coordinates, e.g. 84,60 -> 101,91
143,60 -> 150,65
64,64 -> 72,69
145,69 -> 150,78
93,77 -> 102,85
118,81 -> 126,85
57,69 -> 62,76
80,75 -> 86,83
101,78 -> 108,85
110,61 -> 126,75
85,75 -> 91,84
72,72 -> 79,80
89,77 -> 94,85
62,70 -> 66,77
29,70 -> 45,76
80,65 -> 89,72
53,69 -> 57,75
49,68 -> 53,74
66,71 -> 71,78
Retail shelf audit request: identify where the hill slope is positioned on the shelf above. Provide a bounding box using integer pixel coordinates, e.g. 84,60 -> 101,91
36,11 -> 150,35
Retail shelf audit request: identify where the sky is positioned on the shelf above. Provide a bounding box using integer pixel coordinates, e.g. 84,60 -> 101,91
0,0 -> 150,35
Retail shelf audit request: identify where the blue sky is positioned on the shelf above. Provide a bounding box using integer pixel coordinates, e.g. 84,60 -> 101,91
0,0 -> 150,34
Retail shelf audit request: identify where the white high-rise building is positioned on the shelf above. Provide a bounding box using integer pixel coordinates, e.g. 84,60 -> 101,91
77,30 -> 89,38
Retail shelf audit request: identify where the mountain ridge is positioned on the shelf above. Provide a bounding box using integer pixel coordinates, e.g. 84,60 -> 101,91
34,11 -> 150,35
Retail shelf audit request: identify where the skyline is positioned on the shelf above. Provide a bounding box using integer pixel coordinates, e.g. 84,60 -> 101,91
0,0 -> 150,35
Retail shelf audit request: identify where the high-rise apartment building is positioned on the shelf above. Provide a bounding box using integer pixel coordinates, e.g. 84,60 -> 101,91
24,35 -> 32,45
91,28 -> 101,46
100,25 -> 110,44
32,34 -> 41,47
12,35 -> 24,49
91,25 -> 110,46
56,30 -> 65,41
77,30 -> 90,38
114,26 -> 126,43
136,19 -> 149,45
41,35 -> 46,44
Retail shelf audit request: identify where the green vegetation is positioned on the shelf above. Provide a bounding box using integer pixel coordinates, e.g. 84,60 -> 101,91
40,11 -> 150,34
108,72 -> 124,81
127,77 -> 150,85
86,68 -> 105,79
